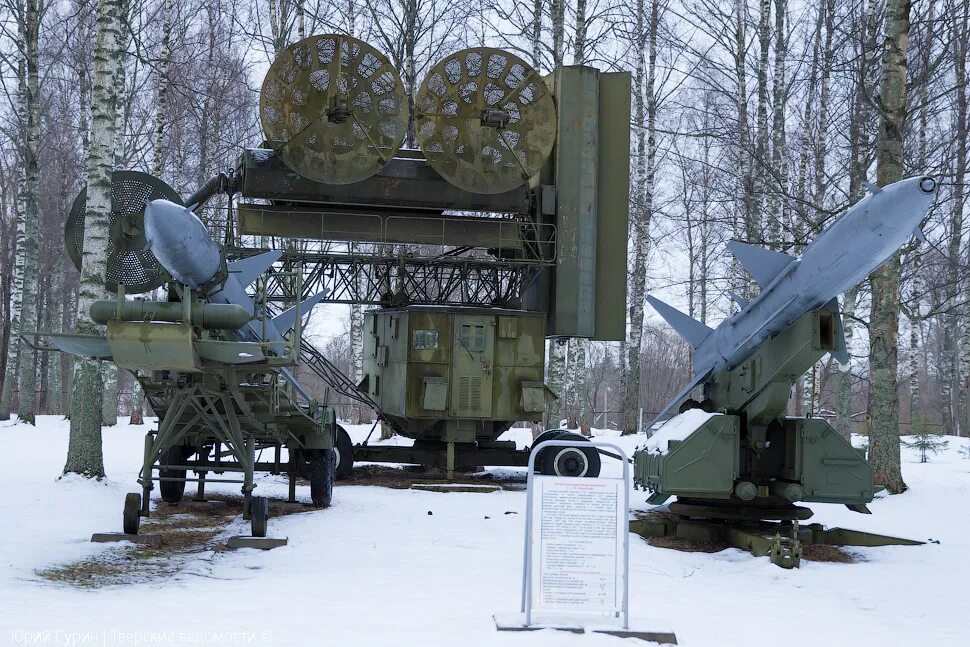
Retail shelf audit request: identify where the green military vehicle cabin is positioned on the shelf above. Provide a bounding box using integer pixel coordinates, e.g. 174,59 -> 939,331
355,306 -> 557,472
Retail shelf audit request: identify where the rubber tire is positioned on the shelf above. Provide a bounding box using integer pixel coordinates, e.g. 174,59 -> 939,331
159,446 -> 191,503
123,493 -> 141,535
530,430 -> 566,473
334,425 -> 354,480
308,449 -> 335,507
539,432 -> 601,478
250,496 -> 268,538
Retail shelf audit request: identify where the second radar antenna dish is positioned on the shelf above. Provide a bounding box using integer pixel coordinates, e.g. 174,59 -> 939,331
416,47 -> 557,194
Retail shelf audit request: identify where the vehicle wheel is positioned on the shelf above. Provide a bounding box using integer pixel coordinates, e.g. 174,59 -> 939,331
334,425 -> 354,480
308,449 -> 335,507
123,493 -> 141,535
540,432 -> 601,478
250,496 -> 268,538
159,446 -> 191,503
530,430 -> 565,472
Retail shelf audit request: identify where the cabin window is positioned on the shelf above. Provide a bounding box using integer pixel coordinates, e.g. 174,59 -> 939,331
412,329 -> 439,350
459,323 -> 487,352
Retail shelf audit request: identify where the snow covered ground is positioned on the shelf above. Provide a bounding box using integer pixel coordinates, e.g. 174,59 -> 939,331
1,416 -> 967,646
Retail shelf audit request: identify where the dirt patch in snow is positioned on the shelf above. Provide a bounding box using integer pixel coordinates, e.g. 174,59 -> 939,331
801,544 -> 856,563
645,535 -> 730,553
37,494 -> 316,588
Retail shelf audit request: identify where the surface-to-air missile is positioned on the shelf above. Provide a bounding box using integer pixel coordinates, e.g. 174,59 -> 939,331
630,175 -> 937,567
46,173 -> 338,541
143,198 -> 328,403
647,175 -> 938,421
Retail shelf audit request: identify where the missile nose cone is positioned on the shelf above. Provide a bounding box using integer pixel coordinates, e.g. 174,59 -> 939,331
919,176 -> 937,194
143,199 -> 183,245
144,199 -> 222,289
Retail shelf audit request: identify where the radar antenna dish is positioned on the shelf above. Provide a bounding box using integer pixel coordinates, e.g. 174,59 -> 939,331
260,34 -> 408,185
415,47 -> 556,194
65,171 -> 183,294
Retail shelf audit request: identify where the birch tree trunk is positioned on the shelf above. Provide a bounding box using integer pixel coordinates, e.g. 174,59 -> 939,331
572,339 -> 590,434
404,0 -> 417,147
952,0 -> 969,436
65,0 -> 123,478
0,34 -> 26,421
836,0 -> 879,437
552,0 -> 565,68
754,0 -> 770,218
939,0 -> 959,435
866,0 -> 911,494
296,0 -> 306,40
16,0 -> 41,424
126,0 -> 174,428
46,260 -> 63,413
835,288 -> 857,439
531,0 -> 541,69
623,0 -> 657,433
909,0 -> 934,432
543,0 -> 569,424
766,0 -> 787,241
101,0 -> 129,427
909,313 -> 920,427
574,0 -> 587,64
733,0 -> 757,299
153,0 -> 172,179
545,340 -> 567,429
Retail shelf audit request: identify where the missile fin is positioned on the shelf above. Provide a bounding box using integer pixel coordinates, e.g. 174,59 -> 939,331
728,290 -> 749,309
726,241 -> 796,289
913,225 -> 928,243
227,250 -> 284,288
271,290 -> 329,333
43,333 -> 113,360
646,295 -> 713,348
821,298 -> 850,364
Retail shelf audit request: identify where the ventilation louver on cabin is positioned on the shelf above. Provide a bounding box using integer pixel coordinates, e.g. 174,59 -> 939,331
458,375 -> 483,411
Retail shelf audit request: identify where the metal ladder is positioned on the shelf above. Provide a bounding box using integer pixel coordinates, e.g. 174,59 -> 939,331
299,342 -> 381,411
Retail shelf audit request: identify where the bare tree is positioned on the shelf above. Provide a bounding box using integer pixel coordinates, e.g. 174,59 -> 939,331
64,0 -> 124,477
622,0 -> 660,433
866,0 -> 912,494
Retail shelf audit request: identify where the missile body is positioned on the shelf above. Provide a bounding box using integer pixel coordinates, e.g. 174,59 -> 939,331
649,175 -> 938,422
143,198 -> 328,403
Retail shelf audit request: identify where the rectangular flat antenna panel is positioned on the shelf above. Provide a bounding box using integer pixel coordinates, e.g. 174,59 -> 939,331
594,72 -> 632,341
551,66 -> 600,337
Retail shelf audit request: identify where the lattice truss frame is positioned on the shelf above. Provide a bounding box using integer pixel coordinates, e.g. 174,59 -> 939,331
227,248 -> 545,309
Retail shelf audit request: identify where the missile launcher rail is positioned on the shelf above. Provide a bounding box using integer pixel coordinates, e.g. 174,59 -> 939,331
630,310 -> 927,567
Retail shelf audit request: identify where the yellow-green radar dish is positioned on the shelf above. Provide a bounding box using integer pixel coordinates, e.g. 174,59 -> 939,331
416,47 -> 556,194
260,34 -> 408,185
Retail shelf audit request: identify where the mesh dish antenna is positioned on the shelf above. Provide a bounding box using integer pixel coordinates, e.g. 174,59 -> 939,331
259,34 -> 408,185
65,171 -> 183,294
415,47 -> 557,194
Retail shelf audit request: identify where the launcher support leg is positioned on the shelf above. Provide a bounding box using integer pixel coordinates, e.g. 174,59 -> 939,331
193,441 -> 207,501
287,448 -> 298,503
141,432 -> 154,515
446,441 -> 456,480
195,470 -> 206,501
242,435 -> 255,519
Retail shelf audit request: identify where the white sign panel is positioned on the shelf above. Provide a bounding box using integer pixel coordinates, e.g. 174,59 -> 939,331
529,476 -> 626,621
